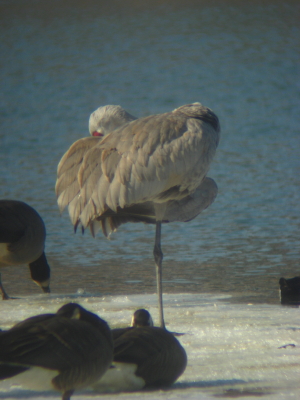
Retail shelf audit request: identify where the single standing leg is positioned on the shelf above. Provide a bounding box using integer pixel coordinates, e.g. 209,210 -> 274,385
153,221 -> 165,329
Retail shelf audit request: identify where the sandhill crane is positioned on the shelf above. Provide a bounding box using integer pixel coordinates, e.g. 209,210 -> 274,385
93,308 -> 187,392
0,303 -> 113,400
0,200 -> 51,299
56,103 -> 220,328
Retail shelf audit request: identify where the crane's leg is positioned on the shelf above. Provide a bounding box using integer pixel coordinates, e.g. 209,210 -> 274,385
0,273 -> 10,300
153,221 -> 165,329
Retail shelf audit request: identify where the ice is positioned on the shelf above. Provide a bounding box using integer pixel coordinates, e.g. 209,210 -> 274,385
0,292 -> 299,400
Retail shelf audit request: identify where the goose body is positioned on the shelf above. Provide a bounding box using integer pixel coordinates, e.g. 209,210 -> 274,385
279,277 -> 300,305
56,103 -> 220,328
0,303 -> 113,400
93,309 -> 187,392
0,200 -> 51,299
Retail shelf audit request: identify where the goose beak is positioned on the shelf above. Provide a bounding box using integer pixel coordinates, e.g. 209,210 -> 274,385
42,285 -> 51,293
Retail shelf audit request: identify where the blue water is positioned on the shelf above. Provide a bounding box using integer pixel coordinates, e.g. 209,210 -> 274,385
0,0 -> 299,301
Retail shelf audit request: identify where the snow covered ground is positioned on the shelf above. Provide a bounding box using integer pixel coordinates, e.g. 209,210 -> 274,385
0,292 -> 299,400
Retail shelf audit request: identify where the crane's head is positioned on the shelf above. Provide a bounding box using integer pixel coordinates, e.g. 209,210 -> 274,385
89,105 -> 136,137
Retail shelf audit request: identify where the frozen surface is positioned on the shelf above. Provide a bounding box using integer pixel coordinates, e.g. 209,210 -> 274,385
0,292 -> 299,400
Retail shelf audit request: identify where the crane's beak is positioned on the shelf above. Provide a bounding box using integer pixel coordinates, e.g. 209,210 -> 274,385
92,131 -> 104,137
42,285 -> 51,293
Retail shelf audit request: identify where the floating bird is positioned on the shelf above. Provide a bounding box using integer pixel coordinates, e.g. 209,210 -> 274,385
279,277 -> 300,305
0,200 -> 51,299
93,309 -> 187,392
0,303 -> 113,400
56,103 -> 220,328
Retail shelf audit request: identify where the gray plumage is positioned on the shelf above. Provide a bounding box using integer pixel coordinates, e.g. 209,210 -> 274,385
89,104 -> 136,137
0,200 -> 51,299
56,103 -> 220,328
0,303 -> 113,400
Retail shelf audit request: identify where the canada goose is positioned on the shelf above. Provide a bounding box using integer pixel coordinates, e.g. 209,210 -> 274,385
279,277 -> 300,305
56,103 -> 220,328
93,309 -> 187,392
131,308 -> 154,327
0,303 -> 113,400
110,308 -> 154,339
0,200 -> 51,299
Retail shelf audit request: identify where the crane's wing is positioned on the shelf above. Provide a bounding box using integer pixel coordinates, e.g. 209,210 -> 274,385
75,104 -> 220,229
163,177 -> 218,222
86,177 -> 217,237
56,136 -> 101,225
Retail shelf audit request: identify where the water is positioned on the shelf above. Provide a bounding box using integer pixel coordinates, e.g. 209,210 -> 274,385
0,2 -> 299,299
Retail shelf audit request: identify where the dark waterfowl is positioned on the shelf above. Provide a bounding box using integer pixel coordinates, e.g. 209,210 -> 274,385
111,308 -> 154,339
93,309 -> 187,392
0,303 -> 113,400
0,200 -> 51,299
56,103 -> 220,328
279,277 -> 300,305
131,308 -> 154,327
